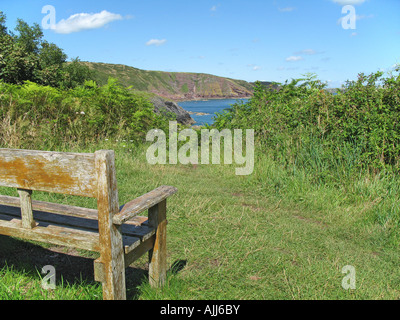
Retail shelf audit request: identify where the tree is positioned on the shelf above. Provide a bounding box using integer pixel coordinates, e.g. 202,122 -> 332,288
61,58 -> 92,89
0,30 -> 37,84
0,11 -> 7,35
35,41 -> 68,86
0,15 -> 40,84
0,12 -> 92,88
14,19 -> 43,54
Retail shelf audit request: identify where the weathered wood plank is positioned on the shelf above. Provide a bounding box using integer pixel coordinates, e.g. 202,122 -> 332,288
122,235 -> 142,255
0,218 -> 100,252
94,259 -> 105,283
0,203 -> 155,241
95,150 -> 126,300
0,195 -> 98,219
0,195 -> 149,227
124,236 -> 155,267
113,186 -> 177,225
0,149 -> 97,197
0,147 -> 177,300
0,212 -> 142,258
148,200 -> 168,288
17,189 -> 36,229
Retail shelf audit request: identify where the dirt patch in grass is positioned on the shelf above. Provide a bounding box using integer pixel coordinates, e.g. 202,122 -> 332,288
293,215 -> 328,229
241,202 -> 263,212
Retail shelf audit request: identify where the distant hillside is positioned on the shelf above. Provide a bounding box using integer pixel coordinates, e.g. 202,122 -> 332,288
82,62 -> 254,101
255,81 -> 281,90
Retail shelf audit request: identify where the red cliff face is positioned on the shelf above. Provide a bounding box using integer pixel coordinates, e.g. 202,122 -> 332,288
84,62 -> 254,101
149,72 -> 253,101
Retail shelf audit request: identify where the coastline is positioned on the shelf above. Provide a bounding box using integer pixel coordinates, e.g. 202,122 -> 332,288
175,95 -> 252,103
177,97 -> 251,127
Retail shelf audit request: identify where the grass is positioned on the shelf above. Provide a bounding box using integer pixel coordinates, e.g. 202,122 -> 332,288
0,141 -> 400,300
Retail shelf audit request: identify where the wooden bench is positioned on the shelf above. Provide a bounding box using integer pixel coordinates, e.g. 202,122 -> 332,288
0,148 -> 177,300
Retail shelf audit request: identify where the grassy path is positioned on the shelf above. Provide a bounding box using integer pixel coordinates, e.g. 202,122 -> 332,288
119,147 -> 400,299
1,145 -> 400,299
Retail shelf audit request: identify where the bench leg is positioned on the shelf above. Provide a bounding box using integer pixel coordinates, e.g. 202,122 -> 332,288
148,200 -> 167,287
95,225 -> 126,300
95,150 -> 127,300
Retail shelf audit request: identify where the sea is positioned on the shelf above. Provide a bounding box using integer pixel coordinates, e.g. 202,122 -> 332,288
178,98 -> 249,126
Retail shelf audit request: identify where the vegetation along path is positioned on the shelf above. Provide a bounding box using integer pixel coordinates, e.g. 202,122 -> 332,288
1,144 -> 399,300
0,11 -> 399,299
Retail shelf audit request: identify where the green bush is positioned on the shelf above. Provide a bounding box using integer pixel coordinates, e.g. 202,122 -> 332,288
0,78 -> 171,149
214,69 -> 400,172
213,69 -> 400,236
0,11 -> 91,89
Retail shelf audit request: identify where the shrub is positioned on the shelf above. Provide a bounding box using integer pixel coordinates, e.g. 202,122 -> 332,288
0,78 -> 171,149
214,69 -> 400,172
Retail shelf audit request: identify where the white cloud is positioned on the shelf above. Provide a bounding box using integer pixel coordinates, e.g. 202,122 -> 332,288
54,10 -> 123,34
211,5 -> 218,11
294,49 -> 324,55
332,0 -> 366,5
278,7 -> 296,12
305,66 -> 320,71
301,49 -> 317,55
146,39 -> 167,46
247,64 -> 261,71
286,56 -> 304,62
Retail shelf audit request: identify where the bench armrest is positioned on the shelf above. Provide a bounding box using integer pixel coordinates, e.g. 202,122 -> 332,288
112,186 -> 178,225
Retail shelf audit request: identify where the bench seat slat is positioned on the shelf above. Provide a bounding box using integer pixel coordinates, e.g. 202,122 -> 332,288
0,195 -> 152,231
0,212 -> 143,255
0,203 -> 155,246
0,195 -> 98,220
0,148 -> 176,300
0,216 -> 101,252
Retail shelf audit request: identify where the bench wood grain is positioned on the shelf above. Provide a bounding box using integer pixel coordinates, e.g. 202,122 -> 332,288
0,148 -> 177,300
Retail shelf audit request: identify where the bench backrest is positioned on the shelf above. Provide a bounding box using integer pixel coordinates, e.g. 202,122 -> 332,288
0,149 -> 119,227
0,149 -> 115,198
0,148 -> 120,259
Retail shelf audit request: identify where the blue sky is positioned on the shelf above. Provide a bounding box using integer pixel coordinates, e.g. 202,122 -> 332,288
1,0 -> 399,87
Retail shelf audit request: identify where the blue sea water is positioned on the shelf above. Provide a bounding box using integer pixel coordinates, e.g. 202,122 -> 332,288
178,98 -> 249,126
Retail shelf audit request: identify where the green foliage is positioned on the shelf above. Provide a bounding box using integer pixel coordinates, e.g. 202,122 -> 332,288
0,32 -> 36,84
0,12 -> 7,35
34,41 -> 67,87
213,69 -> 400,232
181,83 -> 189,93
0,11 -> 91,88
61,58 -> 93,89
0,78 -> 170,149
214,70 -> 400,171
14,19 -> 44,54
